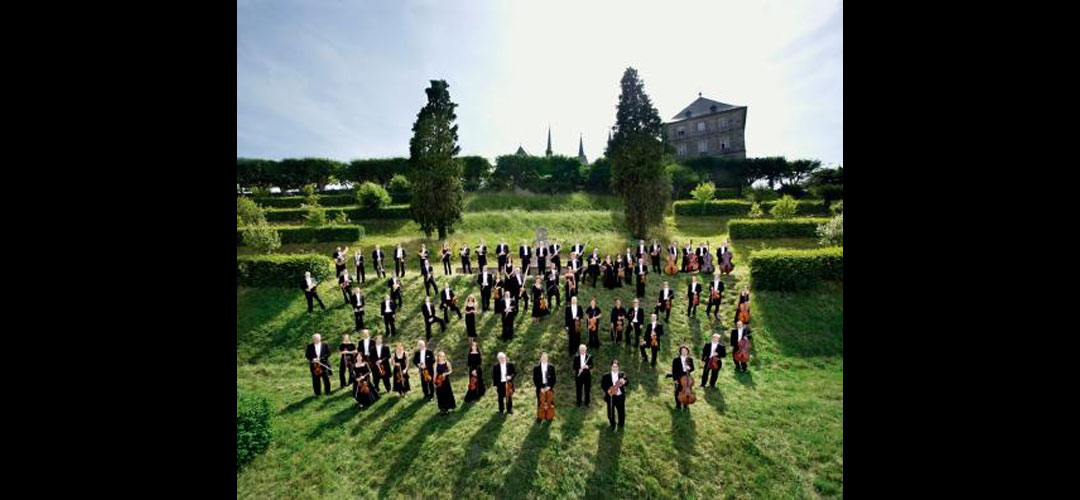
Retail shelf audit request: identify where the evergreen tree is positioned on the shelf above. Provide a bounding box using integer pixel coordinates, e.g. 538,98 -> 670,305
607,67 -> 669,238
407,80 -> 464,239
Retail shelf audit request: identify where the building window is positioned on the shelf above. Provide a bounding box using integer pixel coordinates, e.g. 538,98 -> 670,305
698,140 -> 707,153
721,137 -> 728,150
696,122 -> 705,133
677,144 -> 687,156
677,126 -> 685,138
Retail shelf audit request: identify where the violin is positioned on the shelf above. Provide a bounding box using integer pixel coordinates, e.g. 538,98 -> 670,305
588,315 -> 598,332
709,354 -> 721,371
395,364 -> 405,386
650,332 -> 658,348
359,373 -> 371,395
539,295 -> 547,312
710,289 -> 720,301
312,359 -> 323,377
494,286 -> 502,300
664,298 -> 672,312
607,377 -> 625,396
422,366 -> 433,383
616,317 -> 624,335
693,292 -> 700,306
468,373 -> 478,391
506,379 -> 515,398
738,302 -> 751,324
677,374 -> 696,405
434,373 -> 445,388
376,359 -> 387,377
538,388 -> 555,421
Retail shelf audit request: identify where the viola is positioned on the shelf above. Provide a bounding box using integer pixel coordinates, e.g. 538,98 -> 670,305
422,367 -> 433,383
395,366 -> 405,386
376,360 -> 387,377
539,295 -> 547,312
677,374 -> 696,405
650,333 -> 658,348
693,293 -> 700,306
574,318 -> 581,334
494,287 -> 502,300
506,380 -> 515,398
312,359 -> 323,377
359,377 -> 371,395
607,377 -> 625,396
538,388 -> 555,421
710,289 -> 720,301
709,354 -> 721,371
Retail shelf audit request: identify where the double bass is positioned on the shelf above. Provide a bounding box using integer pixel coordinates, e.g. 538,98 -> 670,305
537,388 -> 555,421
677,373 -> 696,406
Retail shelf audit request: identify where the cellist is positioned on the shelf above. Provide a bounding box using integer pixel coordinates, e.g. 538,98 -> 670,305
532,352 -> 556,423
700,333 -> 725,388
671,345 -> 695,411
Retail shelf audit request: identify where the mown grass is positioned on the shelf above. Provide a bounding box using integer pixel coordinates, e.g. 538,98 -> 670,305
237,216 -> 842,499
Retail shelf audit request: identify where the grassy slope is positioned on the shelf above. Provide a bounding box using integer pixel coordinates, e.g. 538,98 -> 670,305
237,215 -> 843,499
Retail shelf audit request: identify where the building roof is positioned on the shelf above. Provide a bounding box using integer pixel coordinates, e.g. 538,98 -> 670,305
668,96 -> 745,123
516,145 -> 529,156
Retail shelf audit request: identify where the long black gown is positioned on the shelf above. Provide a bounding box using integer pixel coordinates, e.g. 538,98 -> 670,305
465,304 -> 478,338
532,284 -> 548,318
353,364 -> 381,409
465,351 -> 485,402
392,354 -> 411,395
603,262 -> 617,289
586,306 -> 602,348
338,342 -> 356,389
435,362 -> 457,410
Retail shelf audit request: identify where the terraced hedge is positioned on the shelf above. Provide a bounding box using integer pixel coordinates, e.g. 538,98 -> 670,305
728,218 -> 829,239
237,254 -> 334,287
252,194 -> 356,208
749,247 -> 843,290
236,225 -> 365,246
673,200 -> 830,216
266,205 -> 410,222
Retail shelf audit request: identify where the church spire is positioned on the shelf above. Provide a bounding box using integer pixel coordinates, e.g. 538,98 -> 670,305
577,133 -> 587,165
545,126 -> 552,157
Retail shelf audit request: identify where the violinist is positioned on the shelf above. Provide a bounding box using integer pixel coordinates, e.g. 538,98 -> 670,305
460,242 -> 472,274
301,271 -> 326,313
392,343 -> 410,396
388,276 -> 403,309
352,352 -> 381,410
393,243 -> 406,277
650,239 -> 662,273
627,298 -> 645,347
600,360 -> 627,430
305,333 -> 332,396
441,242 -> 453,276
476,239 -> 488,271
338,333 -> 357,390
686,275 -> 702,318
496,238 -> 509,271
640,313 -> 664,367
434,351 -> 456,414
350,286 -> 365,332
381,294 -> 397,337
493,352 -> 516,414
545,263 -> 561,309
531,276 -> 547,324
421,258 -> 437,296
421,296 -> 446,341
585,297 -> 602,349
440,282 -> 463,322
564,267 -> 578,305
656,281 -> 674,323
635,257 -> 648,298
358,329 -> 374,363
706,272 -> 724,322
354,247 -> 366,283
700,333 -> 725,388
609,297 -> 626,344
372,335 -> 392,393
464,341 -> 485,402
572,344 -> 593,407
337,269 -> 353,305
532,352 -> 556,423
372,245 -> 386,279
565,296 -> 582,354
413,340 -> 436,400
671,345 -> 695,411
550,238 -> 562,275
476,266 -> 494,312
588,249 -> 601,287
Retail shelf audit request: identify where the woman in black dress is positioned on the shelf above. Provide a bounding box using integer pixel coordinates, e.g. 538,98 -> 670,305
586,297 -> 602,349
338,333 -> 357,390
464,295 -> 478,341
464,341 -> 485,402
392,343 -> 411,396
434,351 -> 456,413
531,277 -> 547,323
353,353 -> 381,410
734,285 -> 751,324
603,256 -> 616,289
609,297 -> 626,344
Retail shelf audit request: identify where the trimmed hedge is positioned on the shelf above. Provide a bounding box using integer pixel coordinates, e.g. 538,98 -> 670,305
236,225 -> 364,246
673,199 -> 830,216
749,247 -> 843,290
715,187 -> 741,199
237,390 -> 272,470
265,205 -> 410,222
237,254 -> 334,287
252,194 -> 355,208
729,218 -> 828,239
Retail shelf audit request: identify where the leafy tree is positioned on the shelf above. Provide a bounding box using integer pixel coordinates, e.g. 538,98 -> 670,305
608,67 -> 669,238
300,184 -> 319,207
301,204 -> 327,227
355,181 -> 391,210
690,181 -> 717,204
407,79 -> 464,239
461,156 -> 493,191
667,162 -> 700,199
242,223 -> 281,254
237,196 -> 267,226
770,195 -> 799,220
346,158 -> 409,185
387,174 -> 412,203
817,213 -> 843,246
830,200 -> 843,215
584,156 -> 612,193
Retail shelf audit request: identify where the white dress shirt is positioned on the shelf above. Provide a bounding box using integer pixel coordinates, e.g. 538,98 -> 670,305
314,342 -> 322,357
710,342 -> 720,357
680,355 -> 689,372
610,372 -> 621,395
540,363 -> 548,385
500,362 -> 508,382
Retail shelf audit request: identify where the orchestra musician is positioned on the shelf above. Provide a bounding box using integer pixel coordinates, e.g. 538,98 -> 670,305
413,340 -> 436,400
614,254 -> 625,288
700,242 -> 714,274
640,313 -> 664,367
671,345 -> 695,411
588,249 -> 601,287
572,344 -> 593,407
350,286 -> 365,331
372,245 -> 386,279
464,295 -> 478,341
623,248 -> 634,286
636,239 -> 646,262
734,285 -> 751,324
627,298 -> 645,347
519,240 -> 532,276
358,329 -> 374,364
392,343 -> 411,396
301,271 -> 326,313
441,243 -> 453,276
496,238 -> 509,272
656,281 -> 674,323
500,292 -> 517,340
493,352 -> 517,414
338,333 -> 357,390
603,255 -> 617,289
464,341 -> 485,402
333,246 -> 348,277
388,276 -> 404,309
460,242 -> 472,274
503,253 -> 515,277
441,282 -> 463,322
700,333 -> 725,388
706,272 -> 724,322
476,239 -> 488,271
600,360 -> 627,430
417,243 -> 430,273
635,257 -> 648,298
533,352 -> 557,423
477,266 -> 494,312
338,269 -> 353,305
305,333 -> 332,396
531,276 -> 547,324
650,239 -> 662,273
352,353 -> 380,410
421,296 -> 447,340
381,295 -> 397,337
434,351 -> 456,414
567,253 -> 582,286
731,321 -> 752,373
564,267 -> 578,305
565,296 -> 583,355
586,297 -> 602,349
537,240 -> 548,277
687,275 -> 702,318
371,335 -> 392,393
545,263 -> 561,309
719,241 -> 734,275
393,243 -> 406,277
668,241 -> 679,273
550,238 -> 562,275
514,268 -> 529,313
682,241 -> 693,273
609,297 -> 626,344
421,258 -> 437,296
354,248 -> 366,283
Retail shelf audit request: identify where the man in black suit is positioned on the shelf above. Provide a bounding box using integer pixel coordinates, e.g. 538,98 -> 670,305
492,352 -> 516,414
380,295 -> 397,337
686,275 -> 702,318
730,321 -> 752,373
301,271 -> 326,313
421,297 -> 446,340
636,239 -> 646,262
640,313 -> 664,367
332,246 -> 348,277
413,340 -> 436,400
511,268 -> 528,313
635,257 -> 648,298
519,242 -> 532,275
372,245 -> 386,278
550,239 -> 561,275
700,333 -> 725,388
545,264 -> 561,309
706,272 -> 724,321
439,282 -> 463,321
338,269 -> 353,305
358,329 -> 374,363
371,335 -> 392,392
387,276 -> 404,308
393,243 -> 406,277
650,240 -> 662,273
354,248 -> 366,283
496,238 -> 509,271
572,344 -> 593,407
477,267 -> 494,311
536,241 -> 548,277
565,297 -> 583,355
532,352 -> 557,423
627,298 -> 645,347
305,333 -> 332,396
671,345 -> 695,411
500,294 -> 516,340
656,281 -> 674,323
350,286 -> 365,331
421,259 -> 437,296
600,361 -> 627,430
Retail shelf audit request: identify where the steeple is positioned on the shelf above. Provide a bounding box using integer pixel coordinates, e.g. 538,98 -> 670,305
545,126 -> 552,157
577,133 -> 587,165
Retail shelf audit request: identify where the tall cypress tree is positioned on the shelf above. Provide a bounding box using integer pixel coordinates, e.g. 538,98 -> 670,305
607,67 -> 669,238
408,79 -> 464,239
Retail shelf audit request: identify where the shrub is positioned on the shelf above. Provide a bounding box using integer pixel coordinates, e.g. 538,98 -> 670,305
237,254 -> 334,287
355,182 -> 392,210
463,192 -> 623,212
673,200 -> 753,216
329,210 -> 351,225
387,175 -> 412,204
237,390 -> 272,470
811,183 -> 844,205
761,199 -> 830,216
729,218 -> 829,239
690,182 -> 717,204
817,214 -> 843,246
750,247 -> 844,290
666,162 -> 700,199
769,195 -> 799,220
241,224 -> 282,253
252,194 -> 355,208
748,203 -> 764,218
301,204 -> 327,227
237,197 -> 267,226
715,187 -> 740,199
265,205 -> 411,222
236,225 -> 363,246
251,186 -> 272,198
777,184 -> 807,199
830,200 -> 843,215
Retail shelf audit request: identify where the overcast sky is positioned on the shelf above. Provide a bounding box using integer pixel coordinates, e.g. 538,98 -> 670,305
238,0 -> 843,166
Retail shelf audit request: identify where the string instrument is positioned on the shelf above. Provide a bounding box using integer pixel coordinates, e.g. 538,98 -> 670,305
574,317 -> 581,334
588,315 -> 598,332
312,358 -> 324,377
505,379 -> 515,398
710,288 -> 720,301
693,290 -> 700,306
735,338 -> 751,363
641,272 -> 646,284
376,358 -> 387,377
494,285 -> 502,300
650,331 -> 658,348
395,363 -> 405,386
538,388 -> 555,421
359,375 -> 371,395
450,296 -> 458,308
677,374 -> 697,405
422,365 -> 433,384
468,372 -> 478,391
664,255 -> 678,275
539,295 -> 547,312
664,296 -> 672,312
615,317 -> 624,336
434,373 -> 445,388
617,266 -> 624,280
738,302 -> 751,324
607,376 -> 625,396
709,354 -> 721,371
687,253 -> 699,272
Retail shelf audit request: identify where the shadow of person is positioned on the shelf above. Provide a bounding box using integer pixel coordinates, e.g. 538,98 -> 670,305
735,369 -> 757,389
495,419 -> 552,499
455,411 -> 507,495
278,394 -> 320,415
703,386 -> 727,413
306,401 -> 359,440
668,405 -> 698,478
583,422 -> 625,498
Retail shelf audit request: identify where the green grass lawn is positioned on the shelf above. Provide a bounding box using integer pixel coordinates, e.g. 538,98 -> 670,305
237,215 -> 843,499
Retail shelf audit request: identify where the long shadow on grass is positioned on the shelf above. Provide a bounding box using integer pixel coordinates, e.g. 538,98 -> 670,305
279,395 -> 319,415
497,419 -> 553,500
376,404 -> 473,497
669,405 -> 698,478
366,396 -> 430,441
454,412 -> 507,496
583,424 -> 624,498
735,370 -> 756,389
307,400 -> 360,440
703,386 -> 727,413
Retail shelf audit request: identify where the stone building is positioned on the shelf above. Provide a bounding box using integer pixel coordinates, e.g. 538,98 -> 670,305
664,94 -> 747,159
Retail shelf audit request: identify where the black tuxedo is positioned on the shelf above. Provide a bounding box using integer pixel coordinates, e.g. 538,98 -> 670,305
532,363 -> 557,405
421,262 -> 437,295
371,343 -> 392,392
519,245 -> 532,274
572,353 -> 593,405
421,301 -> 446,340
626,306 -> 645,346
380,299 -> 397,337
305,342 -> 332,395
338,273 -> 353,303
640,322 -> 664,366
565,304 -> 583,354
476,244 -> 488,269
351,292 -> 365,331
707,279 -> 724,318
393,247 -> 406,277
686,282 -> 702,316
413,349 -> 436,398
700,341 -> 726,387
496,243 -> 509,269
599,371 -> 627,427
387,278 -> 403,308
500,297 -> 517,339
730,327 -> 752,371
635,263 -> 648,297
301,276 -> 325,312
650,244 -> 662,272
656,288 -> 674,322
440,288 -> 462,320
492,362 -> 517,412
477,271 -> 494,310
372,249 -> 386,277
459,246 -> 472,273
671,356 -> 695,408
354,253 -> 366,283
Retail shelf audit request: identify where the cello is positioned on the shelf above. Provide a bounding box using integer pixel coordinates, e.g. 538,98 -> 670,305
664,255 -> 678,276
677,373 -> 696,406
538,388 -> 555,421
735,337 -> 751,364
737,302 -> 751,324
